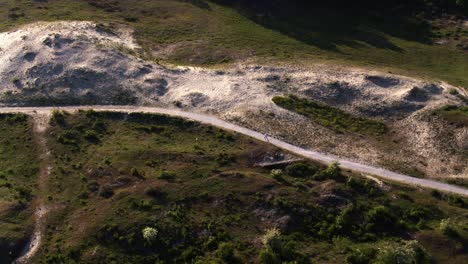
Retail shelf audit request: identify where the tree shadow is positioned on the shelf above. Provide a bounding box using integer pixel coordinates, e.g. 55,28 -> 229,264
212,0 -> 434,53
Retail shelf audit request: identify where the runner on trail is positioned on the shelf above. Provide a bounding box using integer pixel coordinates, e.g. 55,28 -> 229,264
264,133 -> 269,142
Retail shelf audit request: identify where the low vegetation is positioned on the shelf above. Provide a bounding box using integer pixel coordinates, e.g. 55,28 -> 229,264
435,105 -> 468,127
0,114 -> 39,263
272,95 -> 387,137
21,111 -> 468,263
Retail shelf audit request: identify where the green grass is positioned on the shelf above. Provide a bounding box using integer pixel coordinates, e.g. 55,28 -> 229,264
436,105 -> 468,127
26,111 -> 468,263
0,0 -> 467,88
0,114 -> 40,263
272,95 -> 388,137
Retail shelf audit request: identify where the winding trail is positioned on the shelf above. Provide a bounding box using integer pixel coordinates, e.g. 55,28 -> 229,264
2,105 -> 467,200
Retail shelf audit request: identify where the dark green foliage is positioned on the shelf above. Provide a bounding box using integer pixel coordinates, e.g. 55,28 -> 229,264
145,188 -> 167,200
314,162 -> 344,181
444,194 -> 468,208
50,110 -> 66,126
258,249 -> 280,264
131,168 -> 141,178
346,177 -> 379,196
364,206 -> 399,234
83,130 -> 99,142
57,130 -> 81,145
273,95 -> 387,136
346,248 -> 377,264
158,171 -> 175,180
216,153 -> 236,166
285,162 -> 317,178
99,186 -> 114,198
215,242 -> 240,263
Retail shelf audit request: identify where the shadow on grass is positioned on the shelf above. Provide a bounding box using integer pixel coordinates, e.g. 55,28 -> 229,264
212,0 -> 434,52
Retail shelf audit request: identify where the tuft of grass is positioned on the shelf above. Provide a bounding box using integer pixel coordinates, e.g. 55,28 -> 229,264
272,95 -> 387,137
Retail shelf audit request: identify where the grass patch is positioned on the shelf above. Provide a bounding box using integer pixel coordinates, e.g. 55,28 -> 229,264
0,114 -> 39,263
272,95 -> 387,137
384,160 -> 427,179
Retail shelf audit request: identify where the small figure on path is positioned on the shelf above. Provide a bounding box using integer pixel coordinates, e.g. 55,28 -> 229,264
264,133 -> 269,142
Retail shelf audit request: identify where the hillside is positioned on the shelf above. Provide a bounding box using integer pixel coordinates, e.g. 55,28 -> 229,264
0,1 -> 467,263
0,0 -> 467,87
2,110 -> 467,263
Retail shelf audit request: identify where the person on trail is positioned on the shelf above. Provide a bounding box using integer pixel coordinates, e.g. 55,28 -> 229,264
264,133 -> 269,142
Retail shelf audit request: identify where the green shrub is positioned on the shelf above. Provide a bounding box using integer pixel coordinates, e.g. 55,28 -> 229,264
99,186 -> 114,198
215,242 -> 238,263
346,248 -> 377,264
83,130 -> 99,142
285,163 -> 316,178
258,249 -> 281,264
57,130 -> 80,145
439,219 -> 457,237
365,206 -> 398,234
346,177 -> 378,196
216,153 -> 235,166
375,240 -> 428,264
131,167 -> 141,178
158,171 -> 175,180
51,110 -> 66,125
323,162 -> 342,180
270,169 -> 284,181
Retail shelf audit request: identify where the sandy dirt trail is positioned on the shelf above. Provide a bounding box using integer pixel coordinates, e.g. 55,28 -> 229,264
1,105 -> 467,198
14,112 -> 51,264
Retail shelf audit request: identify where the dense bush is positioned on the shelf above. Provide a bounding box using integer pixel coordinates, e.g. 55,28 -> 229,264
364,206 -> 398,234
258,228 -> 308,264
285,163 -> 317,178
439,219 -> 458,237
99,186 -> 114,198
83,130 -> 99,142
214,242 -> 239,263
57,130 -> 80,145
346,248 -> 377,264
50,110 -> 66,125
375,240 -> 428,264
158,171 -> 175,180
